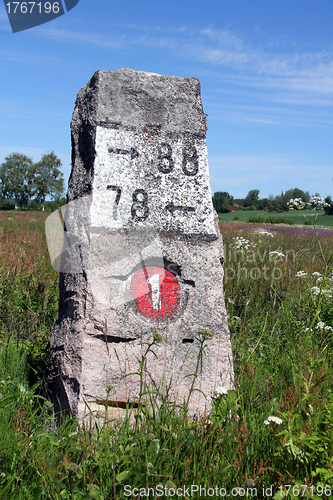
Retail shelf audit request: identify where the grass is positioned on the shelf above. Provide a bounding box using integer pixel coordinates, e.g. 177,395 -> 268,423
0,212 -> 333,499
219,209 -> 333,227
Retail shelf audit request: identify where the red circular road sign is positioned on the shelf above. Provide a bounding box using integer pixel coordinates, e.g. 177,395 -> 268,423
129,266 -> 180,321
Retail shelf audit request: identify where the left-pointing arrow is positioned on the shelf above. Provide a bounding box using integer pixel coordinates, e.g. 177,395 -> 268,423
165,202 -> 195,215
108,147 -> 139,159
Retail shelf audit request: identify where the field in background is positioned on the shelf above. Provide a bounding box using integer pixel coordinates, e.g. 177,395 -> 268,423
0,212 -> 333,498
219,209 -> 333,227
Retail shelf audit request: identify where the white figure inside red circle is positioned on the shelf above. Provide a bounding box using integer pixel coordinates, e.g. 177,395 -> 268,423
129,265 -> 180,320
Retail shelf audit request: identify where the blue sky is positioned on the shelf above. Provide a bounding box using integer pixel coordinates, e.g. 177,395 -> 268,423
0,0 -> 332,200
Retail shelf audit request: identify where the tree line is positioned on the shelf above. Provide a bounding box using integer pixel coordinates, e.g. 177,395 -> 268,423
212,188 -> 333,215
0,152 -> 65,211
2,154 -> 332,216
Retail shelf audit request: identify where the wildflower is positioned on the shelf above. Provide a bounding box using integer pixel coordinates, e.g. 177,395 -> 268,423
232,236 -> 252,251
232,316 -> 241,323
197,328 -> 214,339
309,195 -> 329,211
147,462 -> 153,469
316,277 -> 323,284
296,271 -> 307,277
264,416 -> 283,425
214,386 -> 228,397
316,322 -> 333,332
228,298 -> 235,305
312,272 -> 322,277
310,285 -> 333,298
310,286 -> 320,296
252,228 -> 274,238
306,404 -> 314,416
269,250 -> 285,260
288,198 -> 309,211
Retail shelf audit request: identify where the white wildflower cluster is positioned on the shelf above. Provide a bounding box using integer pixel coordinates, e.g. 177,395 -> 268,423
232,236 -> 252,251
309,196 -> 329,211
288,198 -> 308,210
269,250 -> 285,259
252,228 -> 275,238
310,286 -> 320,296
310,286 -> 333,298
296,270 -> 308,277
288,196 -> 329,211
316,322 -> 333,332
264,416 -> 283,425
213,386 -> 229,397
305,321 -> 333,333
312,272 -> 322,277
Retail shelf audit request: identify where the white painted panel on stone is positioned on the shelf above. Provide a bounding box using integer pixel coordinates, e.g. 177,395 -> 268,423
90,126 -> 216,236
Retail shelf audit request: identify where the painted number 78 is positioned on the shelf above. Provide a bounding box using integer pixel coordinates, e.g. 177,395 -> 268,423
106,185 -> 149,222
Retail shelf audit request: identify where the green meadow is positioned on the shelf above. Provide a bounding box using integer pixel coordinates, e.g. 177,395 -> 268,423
0,212 -> 333,499
219,210 -> 333,228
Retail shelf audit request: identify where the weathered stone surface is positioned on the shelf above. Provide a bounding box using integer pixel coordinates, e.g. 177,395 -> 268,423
48,68 -> 234,420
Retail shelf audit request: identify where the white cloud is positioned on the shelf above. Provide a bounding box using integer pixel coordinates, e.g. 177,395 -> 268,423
2,22 -> 332,128
5,22 -> 333,102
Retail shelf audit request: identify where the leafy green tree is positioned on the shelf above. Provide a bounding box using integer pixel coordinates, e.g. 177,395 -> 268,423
267,188 -> 311,212
258,198 -> 269,210
30,152 -> 64,211
244,189 -> 260,208
324,196 -> 333,215
290,187 -> 310,203
212,192 -> 233,213
0,153 -> 33,209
